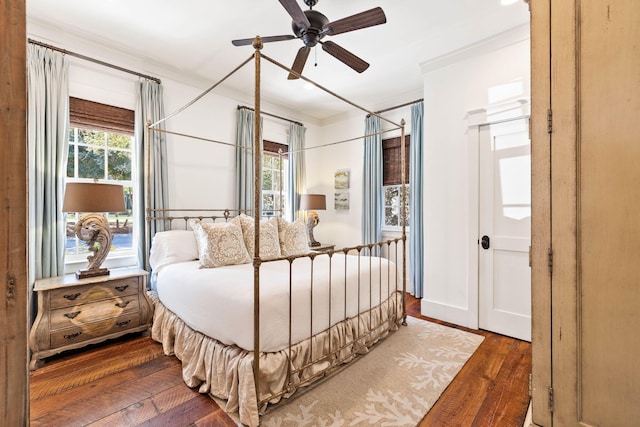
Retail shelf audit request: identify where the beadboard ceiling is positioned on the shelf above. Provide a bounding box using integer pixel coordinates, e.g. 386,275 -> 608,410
26,0 -> 529,122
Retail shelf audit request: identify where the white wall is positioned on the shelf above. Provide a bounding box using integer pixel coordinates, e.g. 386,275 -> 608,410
306,113 -> 362,249
420,25 -> 530,327
28,21 -> 321,213
307,108 -> 413,250
65,60 -> 241,209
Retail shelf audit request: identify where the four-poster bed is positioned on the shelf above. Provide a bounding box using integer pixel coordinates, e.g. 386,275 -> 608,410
145,37 -> 408,426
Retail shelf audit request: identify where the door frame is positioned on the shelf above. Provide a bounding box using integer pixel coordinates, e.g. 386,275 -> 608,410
477,116 -> 532,341
0,0 -> 29,424
466,100 -> 530,333
530,0 -> 552,425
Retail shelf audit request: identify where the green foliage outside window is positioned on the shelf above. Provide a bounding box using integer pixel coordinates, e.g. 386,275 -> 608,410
66,127 -> 134,257
262,153 -> 287,216
384,185 -> 410,228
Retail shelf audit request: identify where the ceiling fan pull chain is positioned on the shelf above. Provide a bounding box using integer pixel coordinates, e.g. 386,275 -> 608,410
314,46 -> 318,67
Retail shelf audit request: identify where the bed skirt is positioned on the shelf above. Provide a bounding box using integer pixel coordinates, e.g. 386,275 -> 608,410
149,291 -> 404,426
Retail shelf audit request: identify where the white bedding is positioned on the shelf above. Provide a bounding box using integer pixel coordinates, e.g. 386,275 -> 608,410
155,254 -> 399,352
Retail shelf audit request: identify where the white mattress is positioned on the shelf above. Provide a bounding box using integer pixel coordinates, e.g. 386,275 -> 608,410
155,254 -> 399,352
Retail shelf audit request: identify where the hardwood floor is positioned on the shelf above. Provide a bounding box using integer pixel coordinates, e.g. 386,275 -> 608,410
30,294 -> 532,426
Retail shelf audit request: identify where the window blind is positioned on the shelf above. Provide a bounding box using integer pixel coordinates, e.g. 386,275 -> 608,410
69,97 -> 134,135
263,140 -> 289,159
383,135 -> 410,185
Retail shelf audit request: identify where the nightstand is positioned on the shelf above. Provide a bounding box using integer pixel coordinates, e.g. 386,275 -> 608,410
29,266 -> 152,370
310,244 -> 335,252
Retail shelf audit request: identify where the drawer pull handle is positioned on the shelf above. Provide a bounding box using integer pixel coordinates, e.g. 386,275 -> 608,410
115,285 -> 129,292
64,311 -> 81,319
64,332 -> 82,340
116,320 -> 131,328
115,301 -> 130,308
63,293 -> 81,301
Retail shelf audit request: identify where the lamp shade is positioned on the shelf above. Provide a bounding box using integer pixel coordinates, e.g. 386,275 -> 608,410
62,182 -> 126,213
299,194 -> 326,211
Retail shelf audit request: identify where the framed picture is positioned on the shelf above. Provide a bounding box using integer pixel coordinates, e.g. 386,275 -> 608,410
334,192 -> 350,210
334,170 -> 350,189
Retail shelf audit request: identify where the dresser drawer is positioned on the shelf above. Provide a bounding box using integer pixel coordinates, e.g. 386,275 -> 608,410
30,267 -> 152,370
49,294 -> 140,331
49,277 -> 139,309
50,312 -> 141,348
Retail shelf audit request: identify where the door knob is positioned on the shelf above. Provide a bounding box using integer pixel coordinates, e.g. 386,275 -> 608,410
481,235 -> 490,250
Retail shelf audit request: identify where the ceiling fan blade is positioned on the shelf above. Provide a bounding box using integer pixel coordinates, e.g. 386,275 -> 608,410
321,41 -> 369,73
279,0 -> 310,29
232,35 -> 296,46
288,46 -> 311,80
323,7 -> 386,36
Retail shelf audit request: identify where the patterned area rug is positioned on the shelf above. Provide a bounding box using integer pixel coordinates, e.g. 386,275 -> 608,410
258,316 -> 484,426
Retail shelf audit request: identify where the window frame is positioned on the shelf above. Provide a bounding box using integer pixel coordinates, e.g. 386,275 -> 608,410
262,140 -> 289,218
382,135 -> 411,231
64,98 -> 137,272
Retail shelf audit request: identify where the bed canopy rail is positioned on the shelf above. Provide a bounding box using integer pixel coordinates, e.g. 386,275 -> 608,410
237,105 -> 304,127
371,97 -> 424,116
145,36 -> 408,424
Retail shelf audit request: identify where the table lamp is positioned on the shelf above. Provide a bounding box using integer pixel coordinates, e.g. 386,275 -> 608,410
62,182 -> 126,279
299,194 -> 326,247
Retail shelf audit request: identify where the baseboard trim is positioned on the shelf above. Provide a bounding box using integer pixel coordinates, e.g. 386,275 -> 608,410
420,299 -> 473,328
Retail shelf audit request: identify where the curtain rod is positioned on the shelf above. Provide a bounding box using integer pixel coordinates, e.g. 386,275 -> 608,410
28,38 -> 161,84
371,98 -> 424,116
237,105 -> 303,127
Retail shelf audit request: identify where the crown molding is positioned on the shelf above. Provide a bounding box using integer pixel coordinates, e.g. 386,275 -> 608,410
420,23 -> 530,74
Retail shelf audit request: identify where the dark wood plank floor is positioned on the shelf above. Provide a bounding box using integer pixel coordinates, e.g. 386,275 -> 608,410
30,294 -> 532,426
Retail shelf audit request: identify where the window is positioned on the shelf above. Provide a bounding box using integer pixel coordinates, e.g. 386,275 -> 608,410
382,135 -> 410,229
65,97 -> 135,261
262,140 -> 288,217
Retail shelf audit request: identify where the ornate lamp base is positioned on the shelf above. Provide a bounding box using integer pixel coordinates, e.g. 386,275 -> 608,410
74,212 -> 114,279
76,267 -> 110,280
306,210 -> 321,247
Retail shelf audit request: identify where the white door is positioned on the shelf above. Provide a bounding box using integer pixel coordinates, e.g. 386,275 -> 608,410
478,118 -> 531,342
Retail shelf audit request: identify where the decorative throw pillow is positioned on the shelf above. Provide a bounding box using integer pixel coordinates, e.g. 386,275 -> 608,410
187,218 -> 204,258
191,220 -> 251,268
277,217 -> 310,256
236,214 -> 282,260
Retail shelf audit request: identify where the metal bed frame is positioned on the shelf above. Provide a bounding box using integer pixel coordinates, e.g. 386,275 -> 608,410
145,36 -> 408,421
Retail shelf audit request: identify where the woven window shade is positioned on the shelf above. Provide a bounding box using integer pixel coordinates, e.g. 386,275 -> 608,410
383,135 -> 410,186
263,140 -> 289,159
69,97 -> 134,135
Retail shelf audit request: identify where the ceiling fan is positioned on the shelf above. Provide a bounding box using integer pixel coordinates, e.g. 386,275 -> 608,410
232,0 -> 386,80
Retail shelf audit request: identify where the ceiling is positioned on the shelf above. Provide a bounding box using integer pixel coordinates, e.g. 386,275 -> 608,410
26,0 -> 529,122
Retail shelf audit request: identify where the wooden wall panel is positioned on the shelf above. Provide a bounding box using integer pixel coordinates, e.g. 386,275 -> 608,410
529,0 -> 552,424
577,1 -> 640,424
537,0 -> 640,425
0,0 -> 29,425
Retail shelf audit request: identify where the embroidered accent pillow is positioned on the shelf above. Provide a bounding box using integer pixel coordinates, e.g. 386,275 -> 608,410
237,214 -> 282,260
191,220 -> 251,268
277,217 -> 310,256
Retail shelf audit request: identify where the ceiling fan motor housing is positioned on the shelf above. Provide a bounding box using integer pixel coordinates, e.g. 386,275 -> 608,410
232,0 -> 386,76
292,9 -> 329,47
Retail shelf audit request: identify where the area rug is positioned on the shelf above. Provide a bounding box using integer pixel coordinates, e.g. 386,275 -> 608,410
252,316 -> 484,426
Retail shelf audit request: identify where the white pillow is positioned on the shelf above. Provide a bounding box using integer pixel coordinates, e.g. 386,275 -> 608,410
237,214 -> 282,260
149,230 -> 199,273
192,220 -> 251,268
277,217 -> 310,256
